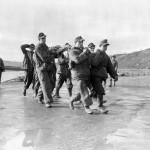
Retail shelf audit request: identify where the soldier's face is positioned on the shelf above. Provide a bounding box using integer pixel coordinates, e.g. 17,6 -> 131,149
40,37 -> 46,43
76,41 -> 84,48
89,47 -> 95,52
101,45 -> 108,52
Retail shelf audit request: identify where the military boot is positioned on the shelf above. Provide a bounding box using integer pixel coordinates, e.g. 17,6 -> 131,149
68,98 -> 74,110
23,89 -> 26,96
97,94 -> 108,114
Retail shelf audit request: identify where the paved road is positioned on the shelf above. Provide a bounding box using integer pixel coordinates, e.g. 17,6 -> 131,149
0,77 -> 150,150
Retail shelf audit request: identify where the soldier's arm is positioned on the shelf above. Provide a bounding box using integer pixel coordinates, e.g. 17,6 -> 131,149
115,61 -> 118,71
35,46 -> 46,62
69,50 -> 87,64
107,56 -> 117,79
21,44 -> 30,54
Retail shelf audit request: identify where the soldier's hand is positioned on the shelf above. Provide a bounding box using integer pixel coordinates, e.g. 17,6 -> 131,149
83,48 -> 90,54
114,76 -> 118,82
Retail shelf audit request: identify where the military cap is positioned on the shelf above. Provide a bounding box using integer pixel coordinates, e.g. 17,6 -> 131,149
74,36 -> 85,43
88,43 -> 95,48
38,32 -> 46,40
30,44 -> 35,48
99,39 -> 109,47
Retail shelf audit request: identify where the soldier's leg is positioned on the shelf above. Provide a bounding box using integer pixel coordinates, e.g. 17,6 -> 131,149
33,72 -> 40,99
36,86 -> 44,104
66,76 -> 73,97
68,80 -> 92,113
23,70 -> 28,96
0,70 -> 2,83
91,77 -> 108,113
109,77 -> 112,87
37,70 -> 53,108
53,74 -> 65,98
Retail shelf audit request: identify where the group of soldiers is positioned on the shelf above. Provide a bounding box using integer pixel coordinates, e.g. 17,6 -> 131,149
21,32 -> 118,114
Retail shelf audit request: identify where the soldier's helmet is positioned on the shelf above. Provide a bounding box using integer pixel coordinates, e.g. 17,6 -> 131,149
99,39 -> 110,47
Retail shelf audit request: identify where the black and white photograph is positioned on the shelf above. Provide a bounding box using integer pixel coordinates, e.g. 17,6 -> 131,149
0,0 -> 150,149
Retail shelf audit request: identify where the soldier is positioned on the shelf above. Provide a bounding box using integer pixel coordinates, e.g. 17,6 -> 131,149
32,53 -> 41,99
21,44 -> 35,96
0,57 -> 5,83
91,39 -> 118,113
34,32 -> 54,108
53,44 -> 73,98
69,36 -> 93,114
109,55 -> 118,87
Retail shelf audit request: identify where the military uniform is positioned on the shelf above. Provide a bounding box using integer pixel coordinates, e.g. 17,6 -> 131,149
34,42 -> 54,105
69,46 -> 93,108
54,54 -> 73,98
21,44 -> 34,95
91,48 -> 117,107
109,56 -> 118,87
0,58 -> 5,83
32,53 -> 40,99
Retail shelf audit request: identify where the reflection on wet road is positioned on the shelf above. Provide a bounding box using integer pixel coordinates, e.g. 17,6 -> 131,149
0,77 -> 150,150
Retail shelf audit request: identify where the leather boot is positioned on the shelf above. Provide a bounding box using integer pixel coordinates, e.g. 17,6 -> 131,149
68,98 -> 74,110
23,89 -> 26,96
97,94 -> 108,113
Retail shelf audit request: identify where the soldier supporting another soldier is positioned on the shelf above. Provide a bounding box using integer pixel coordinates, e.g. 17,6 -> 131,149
34,32 -> 54,108
109,55 -> 118,87
69,36 -> 93,114
53,43 -> 73,98
21,44 -> 35,96
0,57 -> 5,83
91,39 -> 118,113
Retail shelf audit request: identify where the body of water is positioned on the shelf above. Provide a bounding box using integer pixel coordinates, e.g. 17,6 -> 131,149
1,70 -> 24,82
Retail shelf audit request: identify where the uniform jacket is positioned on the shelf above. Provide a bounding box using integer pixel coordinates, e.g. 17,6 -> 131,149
21,44 -> 34,71
111,59 -> 118,72
0,58 -> 5,71
69,47 -> 91,80
57,55 -> 71,77
91,50 -> 117,80
34,43 -> 56,72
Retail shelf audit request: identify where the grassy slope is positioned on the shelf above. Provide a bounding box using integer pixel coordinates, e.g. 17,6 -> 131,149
115,48 -> 150,69
3,48 -> 150,70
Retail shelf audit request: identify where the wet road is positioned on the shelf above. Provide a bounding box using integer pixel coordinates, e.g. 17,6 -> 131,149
0,77 -> 150,150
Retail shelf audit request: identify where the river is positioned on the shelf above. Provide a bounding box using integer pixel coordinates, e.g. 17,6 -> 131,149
1,70 -> 24,82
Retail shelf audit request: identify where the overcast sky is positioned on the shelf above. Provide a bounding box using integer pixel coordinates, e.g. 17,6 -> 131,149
0,0 -> 150,61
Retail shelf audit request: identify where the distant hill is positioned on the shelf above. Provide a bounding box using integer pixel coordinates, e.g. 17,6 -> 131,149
4,61 -> 23,70
115,48 -> 150,69
3,48 -> 150,70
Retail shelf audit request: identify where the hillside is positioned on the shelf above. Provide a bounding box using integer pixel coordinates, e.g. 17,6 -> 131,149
3,48 -> 150,70
115,48 -> 150,69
